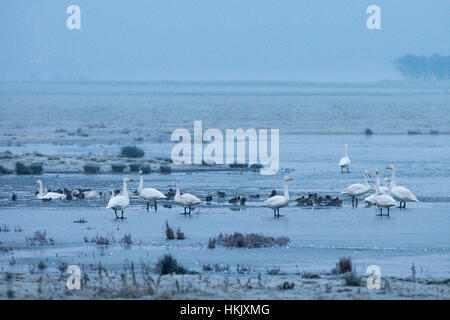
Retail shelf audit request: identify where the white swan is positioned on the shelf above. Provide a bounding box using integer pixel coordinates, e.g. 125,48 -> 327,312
169,182 -> 201,215
261,176 -> 292,217
373,169 -> 397,216
379,177 -> 391,195
35,180 -> 66,200
138,170 -> 167,212
386,164 -> 419,208
341,170 -> 371,207
364,177 -> 390,205
339,144 -> 351,173
106,178 -> 133,219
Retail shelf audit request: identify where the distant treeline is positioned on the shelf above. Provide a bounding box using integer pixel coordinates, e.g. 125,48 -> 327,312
393,54 -> 449,80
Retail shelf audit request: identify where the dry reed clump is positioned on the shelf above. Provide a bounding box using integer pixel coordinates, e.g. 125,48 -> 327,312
120,234 -> 133,245
332,257 -> 353,275
121,146 -> 145,158
92,235 -> 110,245
176,228 -> 185,240
26,230 -> 54,246
155,255 -> 188,275
165,221 -> 175,240
209,232 -> 290,248
165,222 -> 185,240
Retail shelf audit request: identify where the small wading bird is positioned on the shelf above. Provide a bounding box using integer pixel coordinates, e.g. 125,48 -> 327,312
386,164 -> 419,208
106,178 -> 133,219
169,182 -> 201,215
261,176 -> 292,218
339,144 -> 351,173
372,169 -> 397,216
341,170 -> 371,207
35,180 -> 66,200
137,169 -> 167,212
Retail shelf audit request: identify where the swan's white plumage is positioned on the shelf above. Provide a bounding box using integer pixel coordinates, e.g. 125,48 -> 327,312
363,194 -> 376,205
364,177 -> 390,204
106,194 -> 129,210
339,144 -> 351,169
341,171 -> 371,197
261,176 -> 292,211
374,170 -> 397,209
35,180 -> 65,200
170,183 -> 201,208
262,195 -> 289,209
106,178 -> 132,212
387,164 -> 419,204
138,171 -> 167,201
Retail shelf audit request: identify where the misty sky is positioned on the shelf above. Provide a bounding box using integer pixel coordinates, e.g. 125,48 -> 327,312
0,0 -> 448,81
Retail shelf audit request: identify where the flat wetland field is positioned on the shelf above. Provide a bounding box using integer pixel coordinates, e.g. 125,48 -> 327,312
0,82 -> 448,299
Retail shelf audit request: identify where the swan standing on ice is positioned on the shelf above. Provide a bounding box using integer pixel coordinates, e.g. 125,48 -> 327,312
106,178 -> 133,219
373,169 -> 397,216
261,176 -> 292,217
341,170 -> 371,207
169,182 -> 201,215
364,177 -> 391,205
138,170 -> 167,212
339,144 -> 351,173
386,164 -> 419,208
35,180 -> 66,200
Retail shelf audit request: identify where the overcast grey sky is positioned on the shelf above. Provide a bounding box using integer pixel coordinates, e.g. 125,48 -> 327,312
0,0 -> 448,81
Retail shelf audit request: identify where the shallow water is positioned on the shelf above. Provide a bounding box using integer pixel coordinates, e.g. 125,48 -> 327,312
0,134 -> 449,278
0,81 -> 449,140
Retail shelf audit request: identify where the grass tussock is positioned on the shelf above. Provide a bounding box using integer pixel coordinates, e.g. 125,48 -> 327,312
208,238 -> 216,249
343,272 -> 362,287
83,163 -> 100,174
0,150 -> 14,159
209,232 -> 290,249
165,221 -> 175,240
164,222 -> 185,240
120,234 -> 133,245
160,165 -> 171,174
176,228 -> 185,240
140,166 -> 151,174
15,162 -> 43,175
155,254 -> 188,275
26,230 -> 54,246
111,163 -> 126,173
0,165 -> 13,175
121,146 -> 145,158
93,235 -> 110,245
129,163 -> 140,172
29,163 -> 43,175
332,257 -> 353,275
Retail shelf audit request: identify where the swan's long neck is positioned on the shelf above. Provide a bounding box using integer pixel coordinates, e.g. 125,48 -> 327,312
344,144 -> 348,157
363,173 -> 369,187
283,180 -> 289,199
138,174 -> 143,192
38,182 -> 43,194
175,184 -> 181,199
375,174 -> 380,196
122,179 -> 128,196
390,166 -> 397,188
